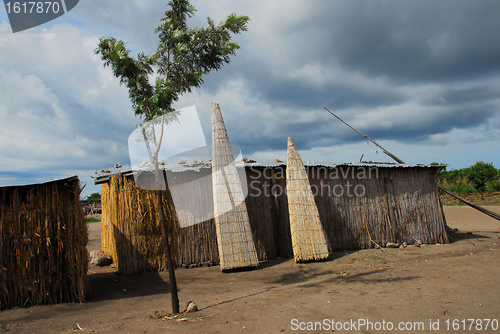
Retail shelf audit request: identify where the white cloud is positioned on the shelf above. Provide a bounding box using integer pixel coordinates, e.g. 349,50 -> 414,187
0,21 -> 137,194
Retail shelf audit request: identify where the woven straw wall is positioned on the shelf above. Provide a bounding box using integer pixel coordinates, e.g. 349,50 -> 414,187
100,171 -> 220,274
0,176 -> 88,309
99,164 -> 447,273
211,102 -> 258,270
286,137 -> 330,262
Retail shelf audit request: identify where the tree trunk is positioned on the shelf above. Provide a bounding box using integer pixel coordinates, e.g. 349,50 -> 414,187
156,189 -> 180,314
149,117 -> 180,314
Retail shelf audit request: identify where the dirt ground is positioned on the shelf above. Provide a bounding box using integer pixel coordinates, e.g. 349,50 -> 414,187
1,206 -> 499,334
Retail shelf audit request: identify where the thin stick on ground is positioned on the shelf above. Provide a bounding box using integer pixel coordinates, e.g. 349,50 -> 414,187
364,214 -> 386,251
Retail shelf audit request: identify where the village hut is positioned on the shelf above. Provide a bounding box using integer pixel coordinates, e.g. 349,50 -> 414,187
286,137 -> 329,262
96,162 -> 448,274
95,107 -> 448,274
211,102 -> 258,270
0,176 -> 88,309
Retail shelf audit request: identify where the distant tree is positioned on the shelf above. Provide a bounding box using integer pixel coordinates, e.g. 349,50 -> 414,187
467,161 -> 498,193
486,177 -> 500,193
441,168 -> 469,195
95,0 -> 249,314
430,162 -> 447,183
85,192 -> 101,201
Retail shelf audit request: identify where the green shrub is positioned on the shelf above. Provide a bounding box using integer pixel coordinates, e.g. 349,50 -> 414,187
85,217 -> 100,224
485,178 -> 500,193
467,161 -> 498,193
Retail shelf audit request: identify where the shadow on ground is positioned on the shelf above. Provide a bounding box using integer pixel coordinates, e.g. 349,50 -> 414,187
87,271 -> 171,302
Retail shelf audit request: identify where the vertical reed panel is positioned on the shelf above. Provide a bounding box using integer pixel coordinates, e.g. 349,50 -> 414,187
0,177 -> 88,309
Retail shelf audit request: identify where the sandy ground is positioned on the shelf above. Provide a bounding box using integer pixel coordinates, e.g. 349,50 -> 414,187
1,206 -> 499,334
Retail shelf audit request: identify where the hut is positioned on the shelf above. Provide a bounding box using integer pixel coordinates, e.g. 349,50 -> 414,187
96,161 -> 448,274
0,176 -> 88,309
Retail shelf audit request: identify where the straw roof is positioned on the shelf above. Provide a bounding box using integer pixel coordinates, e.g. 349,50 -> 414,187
286,137 -> 330,262
211,102 -> 258,270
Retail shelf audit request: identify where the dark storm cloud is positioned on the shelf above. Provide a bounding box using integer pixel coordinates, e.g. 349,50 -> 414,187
199,0 -> 500,155
360,109 -> 496,143
243,70 -> 404,111
70,0 -> 164,54
2,0 -> 498,192
309,0 -> 500,82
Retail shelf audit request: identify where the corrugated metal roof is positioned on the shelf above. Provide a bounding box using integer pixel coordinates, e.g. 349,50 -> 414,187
304,161 -> 444,168
93,161 -> 442,184
0,175 -> 79,189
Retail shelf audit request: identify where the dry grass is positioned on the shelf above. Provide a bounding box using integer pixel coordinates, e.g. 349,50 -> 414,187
441,192 -> 500,206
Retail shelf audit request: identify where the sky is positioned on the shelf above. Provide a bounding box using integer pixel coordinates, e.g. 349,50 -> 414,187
1,0 -> 499,198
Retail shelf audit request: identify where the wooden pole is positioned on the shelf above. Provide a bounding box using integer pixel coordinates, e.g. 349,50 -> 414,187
324,107 -> 405,164
439,186 -> 500,222
147,116 -> 180,314
157,189 -> 180,313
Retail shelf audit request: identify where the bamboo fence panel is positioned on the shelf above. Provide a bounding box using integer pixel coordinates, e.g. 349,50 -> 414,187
286,137 -> 329,262
310,165 -> 448,250
244,166 -> 287,260
0,177 -> 88,309
100,171 -> 220,274
211,102 -> 258,270
100,176 -> 116,264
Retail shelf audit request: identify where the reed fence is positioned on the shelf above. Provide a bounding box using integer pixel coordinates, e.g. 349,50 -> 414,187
98,163 -> 447,273
0,176 -> 88,309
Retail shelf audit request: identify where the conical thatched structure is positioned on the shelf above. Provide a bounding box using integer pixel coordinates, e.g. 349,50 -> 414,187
286,137 -> 330,262
211,102 -> 258,270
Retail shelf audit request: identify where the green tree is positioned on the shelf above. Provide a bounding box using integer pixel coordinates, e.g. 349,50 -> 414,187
430,162 -> 447,183
443,169 -> 465,194
486,177 -> 500,193
467,161 -> 498,193
95,0 -> 249,314
85,192 -> 101,201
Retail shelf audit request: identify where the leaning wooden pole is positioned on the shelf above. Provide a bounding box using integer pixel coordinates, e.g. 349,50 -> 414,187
440,187 -> 500,221
211,102 -> 258,270
324,107 -> 405,163
286,137 -> 330,262
324,107 -> 500,223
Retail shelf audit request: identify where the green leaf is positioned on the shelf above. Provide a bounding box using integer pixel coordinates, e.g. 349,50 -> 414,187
96,0 -> 248,122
